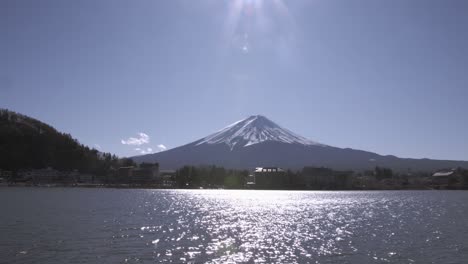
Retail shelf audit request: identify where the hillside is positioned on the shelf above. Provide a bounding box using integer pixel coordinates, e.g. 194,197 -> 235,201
0,109 -> 120,174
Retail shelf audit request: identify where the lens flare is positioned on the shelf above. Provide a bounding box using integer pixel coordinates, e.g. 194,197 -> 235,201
225,0 -> 292,54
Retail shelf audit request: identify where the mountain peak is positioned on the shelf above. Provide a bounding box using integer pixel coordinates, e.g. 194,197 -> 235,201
247,114 -> 267,119
195,115 -> 325,150
134,115 -> 468,171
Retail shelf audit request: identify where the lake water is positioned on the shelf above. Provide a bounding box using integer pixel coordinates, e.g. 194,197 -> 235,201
0,188 -> 467,264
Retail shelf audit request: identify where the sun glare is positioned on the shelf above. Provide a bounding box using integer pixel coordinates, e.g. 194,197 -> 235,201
225,0 -> 290,54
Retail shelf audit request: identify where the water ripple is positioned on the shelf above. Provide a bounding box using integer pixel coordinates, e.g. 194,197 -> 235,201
1,189 -> 468,263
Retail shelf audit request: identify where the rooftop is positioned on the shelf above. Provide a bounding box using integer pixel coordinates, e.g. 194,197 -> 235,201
432,171 -> 454,177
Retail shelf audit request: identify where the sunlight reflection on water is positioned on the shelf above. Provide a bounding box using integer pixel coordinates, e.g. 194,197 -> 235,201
1,189 -> 468,264
135,190 -> 468,263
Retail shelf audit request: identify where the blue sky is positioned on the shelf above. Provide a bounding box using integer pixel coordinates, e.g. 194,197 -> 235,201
1,0 -> 467,160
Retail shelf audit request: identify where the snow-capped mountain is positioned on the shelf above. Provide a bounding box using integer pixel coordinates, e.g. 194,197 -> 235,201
195,115 -> 325,150
133,115 -> 468,171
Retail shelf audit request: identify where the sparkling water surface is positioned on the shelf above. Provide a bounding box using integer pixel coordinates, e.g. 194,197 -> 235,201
1,188 -> 467,264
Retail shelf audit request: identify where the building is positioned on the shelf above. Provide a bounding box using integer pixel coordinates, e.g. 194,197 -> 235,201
132,165 -> 159,184
15,168 -> 78,184
0,169 -> 12,183
159,170 -> 176,187
77,172 -> 94,183
117,165 -> 159,185
117,166 -> 134,183
253,167 -> 286,188
0,170 -> 13,181
245,174 -> 256,189
31,168 -> 60,183
432,170 -> 458,188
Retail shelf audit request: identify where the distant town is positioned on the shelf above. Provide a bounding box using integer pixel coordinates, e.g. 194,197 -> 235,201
1,109 -> 468,191
2,164 -> 468,190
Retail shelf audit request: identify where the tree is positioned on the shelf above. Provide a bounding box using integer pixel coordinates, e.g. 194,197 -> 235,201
461,169 -> 468,189
375,166 -> 393,181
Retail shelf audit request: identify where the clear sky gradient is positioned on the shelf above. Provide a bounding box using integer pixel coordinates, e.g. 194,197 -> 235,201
1,0 -> 467,160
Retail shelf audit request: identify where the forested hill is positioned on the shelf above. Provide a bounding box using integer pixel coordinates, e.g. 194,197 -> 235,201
0,109 -> 125,174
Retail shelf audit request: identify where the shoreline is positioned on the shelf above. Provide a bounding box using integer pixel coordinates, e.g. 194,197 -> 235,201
1,183 -> 460,191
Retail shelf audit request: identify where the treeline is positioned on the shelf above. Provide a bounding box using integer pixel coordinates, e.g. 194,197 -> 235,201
0,109 -> 129,175
172,165 -> 468,190
172,165 -> 377,190
175,165 -> 249,189
173,166 -> 355,190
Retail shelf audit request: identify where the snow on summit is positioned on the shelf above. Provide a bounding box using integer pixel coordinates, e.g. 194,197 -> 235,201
196,115 -> 325,150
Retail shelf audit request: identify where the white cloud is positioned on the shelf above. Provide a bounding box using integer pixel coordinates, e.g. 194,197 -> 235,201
135,147 -> 153,154
134,145 -> 166,155
121,132 -> 150,146
94,144 -> 102,150
122,133 -> 166,155
157,144 -> 167,151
